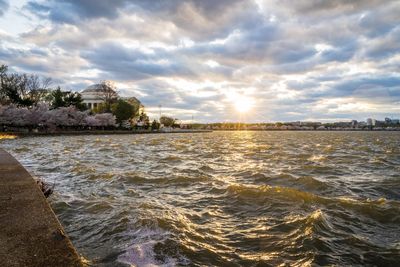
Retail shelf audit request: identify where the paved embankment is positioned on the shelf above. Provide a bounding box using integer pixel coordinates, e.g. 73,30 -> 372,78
0,149 -> 82,267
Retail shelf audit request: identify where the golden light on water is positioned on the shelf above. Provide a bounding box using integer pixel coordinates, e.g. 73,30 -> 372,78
0,134 -> 17,140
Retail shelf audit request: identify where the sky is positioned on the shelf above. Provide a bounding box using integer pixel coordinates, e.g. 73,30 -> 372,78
0,0 -> 399,122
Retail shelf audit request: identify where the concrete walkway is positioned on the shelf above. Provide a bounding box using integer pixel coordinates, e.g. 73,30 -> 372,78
0,149 -> 83,267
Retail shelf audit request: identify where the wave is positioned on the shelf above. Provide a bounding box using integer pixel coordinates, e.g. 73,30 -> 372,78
226,183 -> 321,204
14,147 -> 31,152
198,165 -> 215,172
224,183 -> 400,221
159,155 -> 182,163
295,176 -> 331,191
252,172 -> 331,192
87,172 -> 115,180
84,201 -> 114,214
283,210 -> 334,239
71,164 -> 96,175
120,173 -> 211,185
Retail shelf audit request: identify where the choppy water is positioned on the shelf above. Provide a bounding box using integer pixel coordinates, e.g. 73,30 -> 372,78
2,131 -> 400,266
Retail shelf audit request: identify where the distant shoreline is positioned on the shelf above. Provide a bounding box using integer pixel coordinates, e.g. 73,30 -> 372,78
210,129 -> 400,131
2,128 -> 400,138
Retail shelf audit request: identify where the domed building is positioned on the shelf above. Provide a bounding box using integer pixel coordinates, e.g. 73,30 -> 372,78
80,83 -> 118,109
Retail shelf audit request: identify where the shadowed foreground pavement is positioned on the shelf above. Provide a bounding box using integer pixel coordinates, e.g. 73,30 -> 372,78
0,149 -> 82,267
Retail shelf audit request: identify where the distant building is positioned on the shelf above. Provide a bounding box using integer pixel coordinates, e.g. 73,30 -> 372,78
80,83 -> 118,109
385,117 -> 400,125
358,121 -> 367,127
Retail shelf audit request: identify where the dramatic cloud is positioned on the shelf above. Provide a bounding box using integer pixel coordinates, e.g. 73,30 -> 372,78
0,0 -> 399,122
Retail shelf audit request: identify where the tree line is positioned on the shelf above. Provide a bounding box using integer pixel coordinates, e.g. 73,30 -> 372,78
0,64 -> 90,110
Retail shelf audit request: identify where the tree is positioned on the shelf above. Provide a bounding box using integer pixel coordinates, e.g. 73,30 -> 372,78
0,65 -> 9,104
140,111 -> 150,128
0,103 -> 116,130
63,90 -> 85,110
160,116 -> 175,127
98,80 -> 118,112
111,99 -> 135,124
49,87 -> 85,110
50,87 -> 64,109
0,105 -> 28,126
26,103 -> 49,126
84,113 -> 117,128
172,118 -> 180,128
151,119 -> 160,130
25,75 -> 52,105
134,111 -> 150,129
1,73 -> 35,106
124,97 -> 141,117
93,113 -> 116,127
0,65 -> 52,106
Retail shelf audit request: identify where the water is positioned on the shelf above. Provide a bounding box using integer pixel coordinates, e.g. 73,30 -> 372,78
2,131 -> 400,266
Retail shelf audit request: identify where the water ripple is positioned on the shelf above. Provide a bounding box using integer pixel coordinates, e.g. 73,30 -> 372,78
2,131 -> 400,266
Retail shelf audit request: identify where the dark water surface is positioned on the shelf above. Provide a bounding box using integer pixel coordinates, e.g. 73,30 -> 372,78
2,131 -> 400,266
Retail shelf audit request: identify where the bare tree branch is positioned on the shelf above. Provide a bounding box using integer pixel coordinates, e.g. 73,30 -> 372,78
98,80 -> 118,112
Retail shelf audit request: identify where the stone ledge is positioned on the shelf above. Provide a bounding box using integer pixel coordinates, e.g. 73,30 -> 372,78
0,149 -> 83,267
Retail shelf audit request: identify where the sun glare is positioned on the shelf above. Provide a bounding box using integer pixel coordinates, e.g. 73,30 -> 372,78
234,97 -> 253,113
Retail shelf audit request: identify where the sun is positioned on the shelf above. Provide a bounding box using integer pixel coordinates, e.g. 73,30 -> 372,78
228,95 -> 254,113
234,97 -> 253,113
226,92 -> 255,114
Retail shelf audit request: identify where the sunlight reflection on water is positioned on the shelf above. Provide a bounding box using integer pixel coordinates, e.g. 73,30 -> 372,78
2,131 -> 400,266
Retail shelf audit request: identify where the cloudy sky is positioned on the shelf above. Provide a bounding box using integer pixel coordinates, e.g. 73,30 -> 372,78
0,0 -> 399,122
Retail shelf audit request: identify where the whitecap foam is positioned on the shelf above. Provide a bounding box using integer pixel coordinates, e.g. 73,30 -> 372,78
118,227 -> 189,267
308,155 -> 326,162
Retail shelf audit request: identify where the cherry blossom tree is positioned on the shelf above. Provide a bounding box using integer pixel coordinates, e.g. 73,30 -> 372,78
0,104 -> 116,129
96,113 -> 116,127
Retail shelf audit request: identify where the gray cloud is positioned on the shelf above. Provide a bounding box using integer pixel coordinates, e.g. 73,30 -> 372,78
357,2 -> 400,38
25,0 -> 261,42
332,76 -> 400,97
265,0 -> 392,17
364,27 -> 400,60
0,0 -> 9,16
80,42 -> 194,81
1,0 -> 398,122
26,0 -> 130,23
